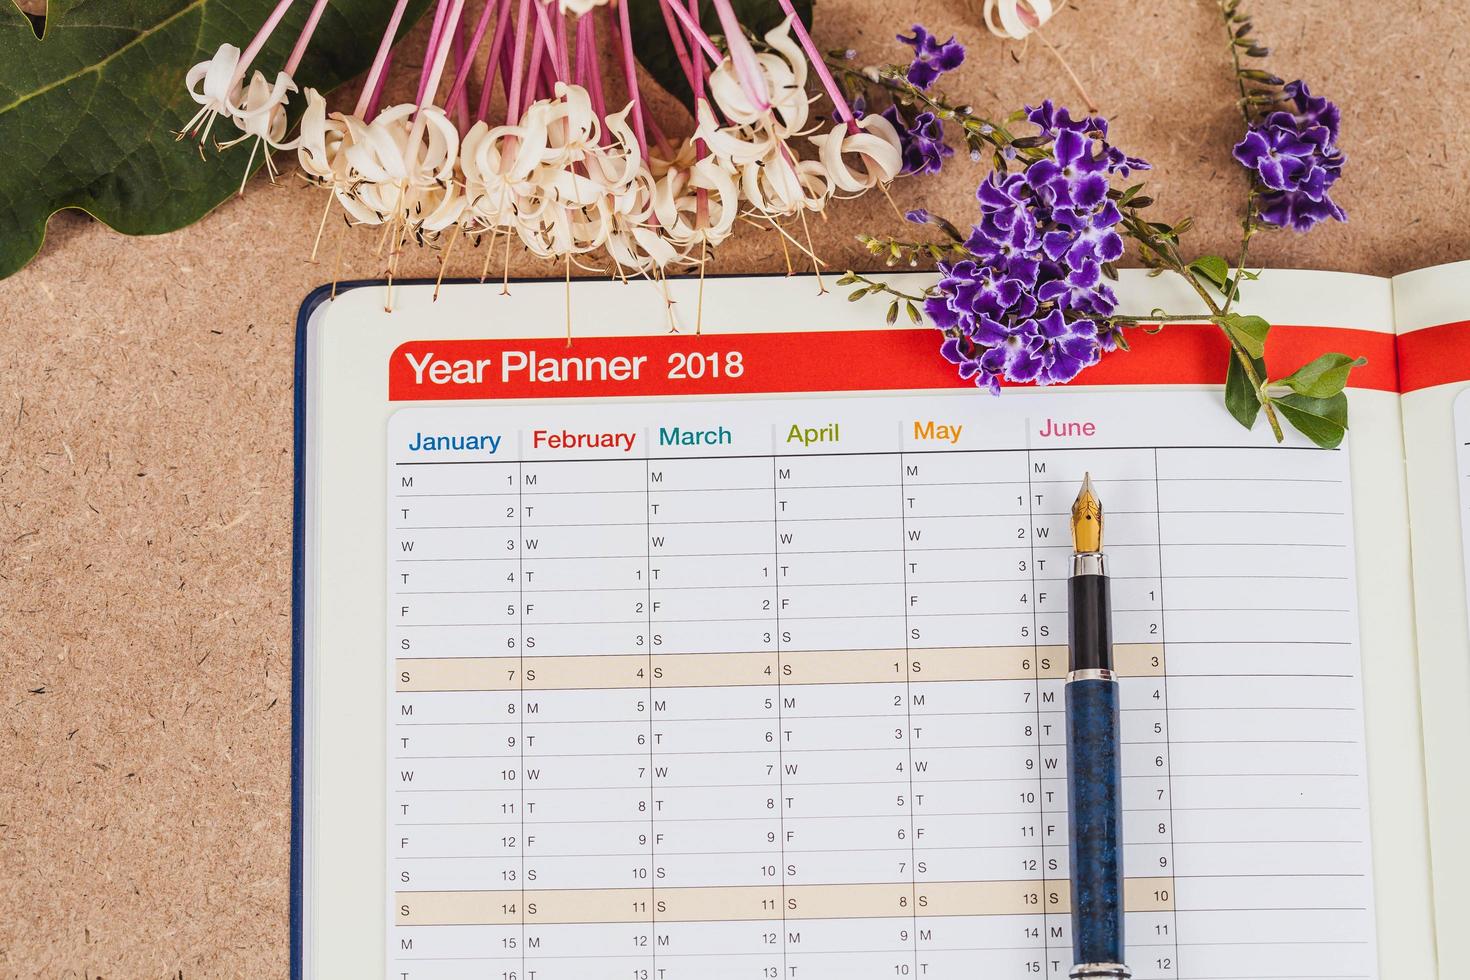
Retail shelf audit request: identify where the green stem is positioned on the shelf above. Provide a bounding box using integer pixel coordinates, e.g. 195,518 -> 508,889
843,272 -> 929,303
1113,313 -> 1217,324
1124,209 -> 1284,442
1221,191 -> 1256,316
824,60 -> 1044,162
861,233 -> 970,261
1219,0 -> 1254,127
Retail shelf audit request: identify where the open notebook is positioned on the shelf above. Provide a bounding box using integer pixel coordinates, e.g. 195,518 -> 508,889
292,264 -> 1469,980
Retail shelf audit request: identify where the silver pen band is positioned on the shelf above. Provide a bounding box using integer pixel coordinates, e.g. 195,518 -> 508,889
1072,552 -> 1107,576
1070,964 -> 1131,980
1067,667 -> 1118,682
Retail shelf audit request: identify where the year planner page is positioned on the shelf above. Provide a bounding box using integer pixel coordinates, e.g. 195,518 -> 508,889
382,386 -> 1374,980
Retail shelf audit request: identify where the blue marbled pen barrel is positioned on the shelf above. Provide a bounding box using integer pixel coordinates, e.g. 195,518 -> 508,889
1066,670 -> 1127,975
1066,474 -> 1130,980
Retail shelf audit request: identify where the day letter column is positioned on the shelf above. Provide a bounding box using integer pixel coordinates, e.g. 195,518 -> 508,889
897,443 -> 1047,977
519,447 -> 654,980
772,431 -> 914,980
1027,449 -> 1174,980
643,447 -> 785,979
389,447 -> 524,979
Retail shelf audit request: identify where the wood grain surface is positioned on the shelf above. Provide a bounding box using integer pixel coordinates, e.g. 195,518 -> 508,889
1,1 -> 1465,975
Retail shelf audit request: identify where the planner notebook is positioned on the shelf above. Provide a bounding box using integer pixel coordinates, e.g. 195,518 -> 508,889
291,263 -> 1470,980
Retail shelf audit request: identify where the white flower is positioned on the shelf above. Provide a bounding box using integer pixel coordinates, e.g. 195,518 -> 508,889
297,88 -> 354,185
694,99 -> 772,168
809,113 -> 903,195
231,71 -> 298,147
604,173 -> 684,275
650,137 -> 699,180
217,70 -> 300,188
558,0 -> 611,13
461,121 -> 533,233
581,102 -> 644,192
739,141 -> 830,217
653,152 -> 740,249
339,104 -> 465,234
982,0 -> 1056,39
706,17 -> 810,134
179,43 -> 244,145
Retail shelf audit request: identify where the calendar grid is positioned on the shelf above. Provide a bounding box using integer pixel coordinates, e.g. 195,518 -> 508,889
387,394 -> 1377,980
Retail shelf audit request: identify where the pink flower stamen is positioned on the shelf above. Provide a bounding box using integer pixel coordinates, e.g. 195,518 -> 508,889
505,0 -> 534,125
584,9 -> 608,126
660,0 -> 721,67
522,14 -> 547,116
708,0 -> 770,113
446,0 -> 501,117
656,0 -> 699,91
415,0 -> 453,108
775,0 -> 858,133
613,0 -> 648,157
234,0 -> 298,88
284,0 -> 330,76
356,0 -> 413,117
474,0 -> 516,121
449,15 -> 470,127
365,48 -> 394,119
531,0 -> 566,82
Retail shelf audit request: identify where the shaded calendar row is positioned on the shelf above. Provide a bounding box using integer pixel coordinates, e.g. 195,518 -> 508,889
396,643 -> 1166,692
396,877 -> 1176,926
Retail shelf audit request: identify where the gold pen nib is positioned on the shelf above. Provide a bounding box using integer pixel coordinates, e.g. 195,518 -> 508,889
1071,473 -> 1103,553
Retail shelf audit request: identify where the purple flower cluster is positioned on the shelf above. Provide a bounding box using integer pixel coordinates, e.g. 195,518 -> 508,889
882,106 -> 953,175
1232,81 -> 1346,231
896,25 -> 965,89
923,102 -> 1147,392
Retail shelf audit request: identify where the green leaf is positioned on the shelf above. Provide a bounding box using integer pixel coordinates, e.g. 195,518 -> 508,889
0,0 -> 430,280
1188,255 -> 1230,292
1275,353 -> 1367,399
1225,351 -> 1266,430
1221,313 -> 1271,359
627,0 -> 813,113
1273,392 -> 1349,449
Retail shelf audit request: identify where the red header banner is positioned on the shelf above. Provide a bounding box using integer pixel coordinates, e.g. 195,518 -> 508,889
388,323 -> 1401,401
1397,320 -> 1470,394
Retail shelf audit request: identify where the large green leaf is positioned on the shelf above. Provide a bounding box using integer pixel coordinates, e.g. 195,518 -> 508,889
1274,352 -> 1367,399
627,0 -> 814,114
1224,350 -> 1266,431
1220,312 -> 1271,360
0,0 -> 428,280
1274,391 -> 1349,450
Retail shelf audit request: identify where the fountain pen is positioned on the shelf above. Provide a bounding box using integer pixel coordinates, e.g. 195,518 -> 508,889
1065,475 -> 1130,979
